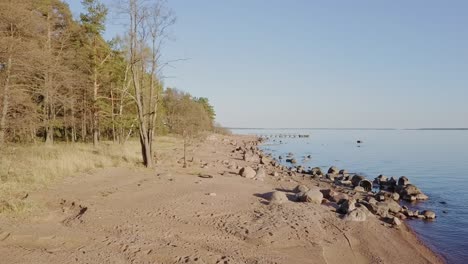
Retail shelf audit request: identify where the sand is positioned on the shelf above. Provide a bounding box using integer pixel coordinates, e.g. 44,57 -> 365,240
0,134 -> 444,264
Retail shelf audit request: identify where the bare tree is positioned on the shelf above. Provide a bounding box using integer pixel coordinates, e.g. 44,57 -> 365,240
119,0 -> 175,167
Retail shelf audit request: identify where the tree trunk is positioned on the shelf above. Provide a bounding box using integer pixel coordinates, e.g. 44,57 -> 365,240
0,56 -> 12,145
110,84 -> 116,143
44,10 -> 53,145
92,40 -> 99,147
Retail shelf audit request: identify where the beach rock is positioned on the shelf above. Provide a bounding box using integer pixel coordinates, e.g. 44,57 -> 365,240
260,156 -> 271,165
339,169 -> 348,175
387,177 -> 397,188
374,175 -> 388,185
286,158 -> 297,164
416,193 -> 429,200
377,200 -> 401,214
396,212 -> 407,220
402,195 -> 417,202
296,166 -> 305,173
321,189 -> 349,203
398,176 -> 410,186
339,180 -> 353,187
243,152 -> 260,163
272,171 -> 279,177
332,192 -> 350,203
376,195 -> 386,202
376,191 -> 399,201
311,167 -> 323,176
344,207 -> 368,222
399,184 -> 422,196
293,184 -> 309,193
326,174 -> 335,181
239,167 -> 256,179
354,186 -> 365,192
254,168 -> 266,180
404,210 -> 415,217
269,191 -> 288,204
351,175 -> 366,187
422,210 -> 436,219
366,196 -> 378,205
391,216 -> 402,226
337,199 -> 356,214
328,166 -> 340,175
359,201 -> 378,214
359,179 -> 373,191
320,189 -> 334,198
298,190 -> 323,204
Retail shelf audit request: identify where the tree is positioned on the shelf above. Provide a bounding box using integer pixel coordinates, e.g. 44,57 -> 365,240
80,0 -> 108,146
120,0 -> 175,167
0,0 -> 39,144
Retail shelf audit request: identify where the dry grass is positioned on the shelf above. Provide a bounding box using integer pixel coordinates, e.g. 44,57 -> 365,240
0,141 -> 143,214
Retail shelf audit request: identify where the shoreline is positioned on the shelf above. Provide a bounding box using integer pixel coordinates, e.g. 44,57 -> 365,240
0,133 -> 444,263
253,134 -> 446,263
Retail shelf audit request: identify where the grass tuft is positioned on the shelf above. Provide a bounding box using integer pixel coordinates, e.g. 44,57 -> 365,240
0,141 -> 142,214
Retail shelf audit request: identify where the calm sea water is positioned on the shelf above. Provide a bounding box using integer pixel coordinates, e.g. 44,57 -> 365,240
233,129 -> 468,264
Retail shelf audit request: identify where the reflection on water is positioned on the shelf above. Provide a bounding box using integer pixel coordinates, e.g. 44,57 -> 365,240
233,129 -> 468,264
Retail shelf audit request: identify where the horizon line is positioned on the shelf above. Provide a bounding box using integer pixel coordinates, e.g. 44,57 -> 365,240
227,127 -> 468,131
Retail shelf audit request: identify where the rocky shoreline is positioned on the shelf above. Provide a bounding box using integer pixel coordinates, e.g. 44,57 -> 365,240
229,135 -> 444,262
237,136 -> 436,224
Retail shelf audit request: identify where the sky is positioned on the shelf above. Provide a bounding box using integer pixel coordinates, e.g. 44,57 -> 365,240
65,0 -> 468,129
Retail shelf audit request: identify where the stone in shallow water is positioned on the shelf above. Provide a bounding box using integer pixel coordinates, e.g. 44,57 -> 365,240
423,210 -> 436,219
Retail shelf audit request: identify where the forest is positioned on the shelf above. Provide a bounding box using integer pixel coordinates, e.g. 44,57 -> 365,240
0,0 -> 221,168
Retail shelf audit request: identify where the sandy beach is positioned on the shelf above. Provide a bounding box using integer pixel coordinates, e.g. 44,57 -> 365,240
0,134 -> 443,264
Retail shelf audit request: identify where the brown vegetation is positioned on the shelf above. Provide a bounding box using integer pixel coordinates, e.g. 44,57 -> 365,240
0,0 -> 225,167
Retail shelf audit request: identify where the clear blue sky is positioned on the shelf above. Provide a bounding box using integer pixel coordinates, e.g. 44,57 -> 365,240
65,0 -> 468,129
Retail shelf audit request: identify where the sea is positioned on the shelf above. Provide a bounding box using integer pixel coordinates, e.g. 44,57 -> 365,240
232,128 -> 468,264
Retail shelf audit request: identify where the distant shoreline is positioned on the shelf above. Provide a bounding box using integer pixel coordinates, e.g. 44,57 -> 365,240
229,127 -> 468,131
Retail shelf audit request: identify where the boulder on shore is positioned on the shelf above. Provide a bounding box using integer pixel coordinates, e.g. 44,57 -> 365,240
243,152 -> 260,163
351,175 -> 365,187
344,207 -> 368,222
398,176 -> 410,186
269,191 -> 288,204
254,168 -> 266,181
354,186 -> 365,192
337,199 -> 356,214
359,179 -> 373,191
297,190 -> 323,204
293,184 -> 309,193
311,167 -> 323,176
239,167 -> 256,179
328,166 -> 340,175
374,175 -> 388,185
